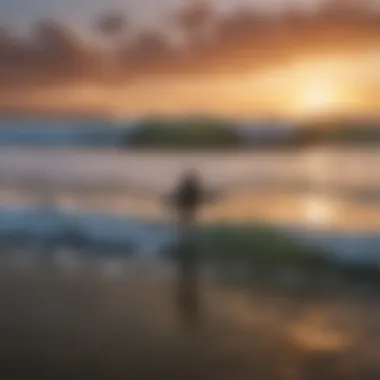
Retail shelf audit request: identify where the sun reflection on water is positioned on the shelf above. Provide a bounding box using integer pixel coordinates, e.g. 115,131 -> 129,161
303,197 -> 334,227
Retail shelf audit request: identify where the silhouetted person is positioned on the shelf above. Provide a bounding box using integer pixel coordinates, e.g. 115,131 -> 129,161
171,169 -> 204,329
173,169 -> 203,227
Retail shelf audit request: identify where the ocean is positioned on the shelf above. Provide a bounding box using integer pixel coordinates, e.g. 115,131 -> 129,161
0,118 -> 379,264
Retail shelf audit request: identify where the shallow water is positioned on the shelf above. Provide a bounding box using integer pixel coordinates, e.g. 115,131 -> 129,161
0,137 -> 379,378
0,146 -> 378,260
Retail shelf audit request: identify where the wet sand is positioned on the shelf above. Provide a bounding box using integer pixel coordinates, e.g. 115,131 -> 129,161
0,259 -> 379,380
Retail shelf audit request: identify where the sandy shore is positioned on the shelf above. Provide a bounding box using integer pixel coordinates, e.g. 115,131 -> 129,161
0,259 -> 378,379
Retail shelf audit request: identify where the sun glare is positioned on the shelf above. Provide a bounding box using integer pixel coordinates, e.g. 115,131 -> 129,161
304,197 -> 333,226
290,61 -> 351,117
248,55 -> 367,118
299,82 -> 337,114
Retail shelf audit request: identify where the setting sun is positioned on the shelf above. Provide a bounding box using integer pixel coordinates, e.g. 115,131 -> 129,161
241,54 -> 369,118
295,81 -> 342,116
301,83 -> 334,111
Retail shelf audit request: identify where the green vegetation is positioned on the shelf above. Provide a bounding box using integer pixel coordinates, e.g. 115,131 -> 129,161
196,223 -> 332,287
164,222 -> 380,291
128,117 -> 243,149
125,117 -> 380,149
199,223 -> 327,270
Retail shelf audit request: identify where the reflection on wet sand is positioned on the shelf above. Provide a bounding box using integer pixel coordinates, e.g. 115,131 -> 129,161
0,148 -> 379,378
0,261 -> 378,379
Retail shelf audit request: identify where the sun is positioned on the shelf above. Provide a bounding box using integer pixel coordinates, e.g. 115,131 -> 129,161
282,57 -> 355,117
294,81 -> 340,117
302,84 -> 334,112
304,197 -> 333,226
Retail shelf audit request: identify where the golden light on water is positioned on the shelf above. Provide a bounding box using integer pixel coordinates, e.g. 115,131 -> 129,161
304,197 -> 334,227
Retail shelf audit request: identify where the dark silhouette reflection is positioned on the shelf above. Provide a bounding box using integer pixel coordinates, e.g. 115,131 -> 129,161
171,169 -> 203,329
176,226 -> 201,329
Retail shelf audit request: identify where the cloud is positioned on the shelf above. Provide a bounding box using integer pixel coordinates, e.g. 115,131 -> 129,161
0,1 -> 379,114
93,11 -> 128,37
0,20 -> 114,90
172,0 -> 215,41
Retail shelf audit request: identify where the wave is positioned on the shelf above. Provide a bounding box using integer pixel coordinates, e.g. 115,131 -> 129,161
0,118 -> 133,147
0,205 -> 174,255
0,204 -> 378,265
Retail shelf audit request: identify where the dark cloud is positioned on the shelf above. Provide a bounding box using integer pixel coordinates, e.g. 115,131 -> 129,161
173,0 -> 215,41
126,31 -> 173,60
113,30 -> 177,78
0,20 -> 113,89
0,26 -> 12,48
33,20 -> 96,71
93,12 -> 128,37
189,3 -> 380,73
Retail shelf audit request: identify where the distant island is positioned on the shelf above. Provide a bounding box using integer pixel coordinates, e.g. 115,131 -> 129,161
126,116 -> 380,150
0,115 -> 379,149
127,117 -> 242,149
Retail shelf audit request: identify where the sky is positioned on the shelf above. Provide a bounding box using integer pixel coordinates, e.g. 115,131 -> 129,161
0,0 -> 379,118
0,0 -> 320,32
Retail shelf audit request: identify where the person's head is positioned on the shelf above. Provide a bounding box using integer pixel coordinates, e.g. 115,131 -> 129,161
181,169 -> 201,186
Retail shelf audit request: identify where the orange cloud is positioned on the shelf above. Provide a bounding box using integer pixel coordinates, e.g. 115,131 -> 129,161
0,2 -> 379,116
